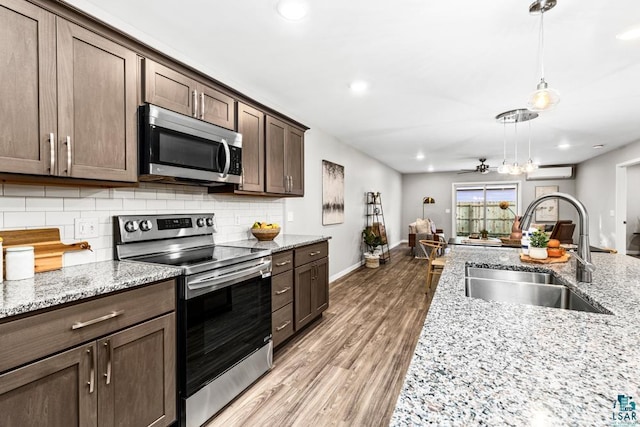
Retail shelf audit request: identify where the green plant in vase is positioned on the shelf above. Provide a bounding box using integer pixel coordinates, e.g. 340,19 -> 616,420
528,229 -> 549,259
362,228 -> 383,254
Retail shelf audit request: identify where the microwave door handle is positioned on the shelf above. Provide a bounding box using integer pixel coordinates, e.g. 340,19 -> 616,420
220,138 -> 231,178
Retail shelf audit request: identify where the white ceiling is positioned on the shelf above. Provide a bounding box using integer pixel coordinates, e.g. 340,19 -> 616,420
64,0 -> 640,173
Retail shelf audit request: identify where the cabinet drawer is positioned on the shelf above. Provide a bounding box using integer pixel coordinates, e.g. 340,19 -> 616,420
272,250 -> 293,275
272,270 -> 293,311
0,279 -> 175,373
294,241 -> 328,267
272,303 -> 294,348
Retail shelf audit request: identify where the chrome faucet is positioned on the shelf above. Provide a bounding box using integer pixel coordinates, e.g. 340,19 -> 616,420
520,192 -> 595,283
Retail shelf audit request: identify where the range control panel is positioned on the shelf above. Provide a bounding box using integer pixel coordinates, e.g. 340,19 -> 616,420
115,213 -> 216,244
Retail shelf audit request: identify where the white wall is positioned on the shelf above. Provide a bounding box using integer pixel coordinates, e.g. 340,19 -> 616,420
401,172 -> 577,239
0,183 -> 283,267
285,127 -> 402,281
575,140 -> 640,249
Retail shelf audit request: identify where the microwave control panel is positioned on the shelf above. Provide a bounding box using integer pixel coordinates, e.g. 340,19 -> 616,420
229,146 -> 241,175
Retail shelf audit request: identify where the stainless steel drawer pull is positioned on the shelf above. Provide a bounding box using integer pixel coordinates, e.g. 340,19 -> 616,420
275,320 -> 291,331
275,286 -> 291,295
87,347 -> 95,394
72,310 -> 124,330
193,90 -> 198,118
309,251 -> 321,256
200,92 -> 205,119
275,260 -> 291,267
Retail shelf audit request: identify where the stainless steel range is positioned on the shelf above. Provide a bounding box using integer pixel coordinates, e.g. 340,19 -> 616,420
114,213 -> 273,427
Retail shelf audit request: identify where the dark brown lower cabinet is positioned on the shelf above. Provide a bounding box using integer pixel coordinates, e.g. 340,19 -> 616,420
294,256 -> 329,330
0,313 -> 175,427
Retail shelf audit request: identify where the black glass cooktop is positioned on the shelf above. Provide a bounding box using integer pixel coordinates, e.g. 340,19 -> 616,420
130,245 -> 269,274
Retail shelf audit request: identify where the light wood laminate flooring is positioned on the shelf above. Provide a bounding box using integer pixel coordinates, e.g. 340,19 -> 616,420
207,247 -> 434,427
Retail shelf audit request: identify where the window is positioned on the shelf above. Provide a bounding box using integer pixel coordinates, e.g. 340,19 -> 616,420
455,183 -> 519,237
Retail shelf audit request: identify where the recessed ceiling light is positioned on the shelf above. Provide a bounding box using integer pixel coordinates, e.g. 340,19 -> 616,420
416,153 -> 425,160
276,0 -> 309,21
349,80 -> 368,93
593,144 -> 605,149
616,27 -> 640,41
557,143 -> 571,150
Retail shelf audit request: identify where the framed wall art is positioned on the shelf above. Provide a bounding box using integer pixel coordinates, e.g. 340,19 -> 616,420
534,185 -> 559,222
322,160 -> 344,225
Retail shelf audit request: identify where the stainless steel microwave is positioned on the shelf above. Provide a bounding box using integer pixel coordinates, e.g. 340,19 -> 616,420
139,104 -> 242,186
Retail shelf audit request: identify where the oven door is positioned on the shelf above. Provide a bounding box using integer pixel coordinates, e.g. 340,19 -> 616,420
180,261 -> 272,398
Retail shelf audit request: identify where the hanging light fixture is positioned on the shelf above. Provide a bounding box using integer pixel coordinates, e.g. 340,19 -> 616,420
497,121 -> 510,174
495,109 -> 539,176
527,0 -> 560,112
524,120 -> 538,172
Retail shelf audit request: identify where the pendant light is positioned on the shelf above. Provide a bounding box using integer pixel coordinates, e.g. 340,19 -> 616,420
527,0 -> 560,112
495,109 -> 539,176
497,121 -> 510,174
524,120 -> 538,172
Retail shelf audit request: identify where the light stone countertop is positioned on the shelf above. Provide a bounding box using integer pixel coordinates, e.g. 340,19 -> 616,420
391,246 -> 640,426
223,234 -> 331,253
0,261 -> 182,319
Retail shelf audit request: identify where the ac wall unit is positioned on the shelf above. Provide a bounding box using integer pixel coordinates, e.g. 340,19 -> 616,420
525,165 -> 574,180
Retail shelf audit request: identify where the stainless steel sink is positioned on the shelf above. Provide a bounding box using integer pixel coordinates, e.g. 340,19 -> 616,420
465,267 -> 609,314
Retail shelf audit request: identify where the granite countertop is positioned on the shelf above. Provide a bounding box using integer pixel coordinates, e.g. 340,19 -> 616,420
0,261 -> 182,320
391,246 -> 640,425
223,234 -> 331,253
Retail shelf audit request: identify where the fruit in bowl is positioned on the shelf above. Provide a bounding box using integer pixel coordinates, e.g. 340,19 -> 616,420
251,221 -> 281,241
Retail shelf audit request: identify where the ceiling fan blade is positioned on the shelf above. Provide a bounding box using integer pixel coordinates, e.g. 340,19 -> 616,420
457,170 -> 475,174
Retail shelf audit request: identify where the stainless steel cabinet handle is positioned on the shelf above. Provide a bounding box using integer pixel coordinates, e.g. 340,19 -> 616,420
275,320 -> 291,331
290,176 -> 294,192
87,347 -> 95,394
200,92 -> 205,119
240,167 -> 245,190
309,251 -> 321,256
193,90 -> 198,118
275,286 -> 291,295
65,136 -> 71,175
49,133 -> 55,174
275,260 -> 291,267
103,340 -> 113,385
71,310 -> 124,330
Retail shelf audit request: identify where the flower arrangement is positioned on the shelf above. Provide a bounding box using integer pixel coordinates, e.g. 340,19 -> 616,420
529,229 -> 549,248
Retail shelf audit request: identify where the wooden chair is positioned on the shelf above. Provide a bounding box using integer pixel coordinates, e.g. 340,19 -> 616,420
418,239 -> 446,294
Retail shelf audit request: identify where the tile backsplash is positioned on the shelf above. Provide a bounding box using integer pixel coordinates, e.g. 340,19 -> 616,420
0,182 -> 284,267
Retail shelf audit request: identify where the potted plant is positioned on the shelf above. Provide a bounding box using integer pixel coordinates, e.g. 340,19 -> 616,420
362,228 -> 383,268
529,229 -> 549,259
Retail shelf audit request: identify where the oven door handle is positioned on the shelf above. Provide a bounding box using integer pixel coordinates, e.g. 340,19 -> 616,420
187,262 -> 270,291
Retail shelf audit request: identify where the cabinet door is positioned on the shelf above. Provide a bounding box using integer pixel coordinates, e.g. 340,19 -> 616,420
0,0 -> 56,176
0,343 -> 97,427
265,115 -> 287,194
314,257 -> 329,314
143,59 -> 196,117
294,262 -> 314,330
286,126 -> 305,196
57,19 -> 137,182
198,83 -> 235,130
97,313 -> 176,427
237,102 -> 265,192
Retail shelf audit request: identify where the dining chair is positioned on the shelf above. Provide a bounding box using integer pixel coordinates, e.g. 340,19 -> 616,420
418,239 -> 446,294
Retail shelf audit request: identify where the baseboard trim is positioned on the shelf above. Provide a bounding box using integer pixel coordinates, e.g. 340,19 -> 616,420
329,261 -> 363,283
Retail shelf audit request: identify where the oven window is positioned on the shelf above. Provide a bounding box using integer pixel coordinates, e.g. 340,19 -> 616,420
157,129 -> 219,171
183,276 -> 271,396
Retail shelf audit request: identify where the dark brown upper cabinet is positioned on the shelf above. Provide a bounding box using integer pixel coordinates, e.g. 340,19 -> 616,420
0,0 -> 137,182
265,116 -> 305,196
144,59 -> 235,130
237,102 -> 265,192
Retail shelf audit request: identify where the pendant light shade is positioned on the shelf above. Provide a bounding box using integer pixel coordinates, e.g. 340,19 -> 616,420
527,0 -> 559,112
495,109 -> 539,176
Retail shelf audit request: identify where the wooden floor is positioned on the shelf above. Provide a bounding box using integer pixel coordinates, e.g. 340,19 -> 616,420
207,247 -> 433,427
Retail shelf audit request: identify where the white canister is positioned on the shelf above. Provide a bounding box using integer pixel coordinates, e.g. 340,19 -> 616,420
521,232 -> 530,255
5,246 -> 35,281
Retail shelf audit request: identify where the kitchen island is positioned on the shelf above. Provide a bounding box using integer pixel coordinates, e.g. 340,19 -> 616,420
391,245 -> 640,425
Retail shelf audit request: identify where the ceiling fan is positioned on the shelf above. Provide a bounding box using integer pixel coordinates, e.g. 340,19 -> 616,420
458,158 -> 492,174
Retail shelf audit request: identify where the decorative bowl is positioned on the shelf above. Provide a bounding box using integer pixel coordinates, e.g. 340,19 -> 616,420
251,227 -> 281,241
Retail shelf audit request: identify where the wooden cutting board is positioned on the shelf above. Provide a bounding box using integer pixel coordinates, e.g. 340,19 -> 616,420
1,228 -> 91,273
520,253 -> 570,264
